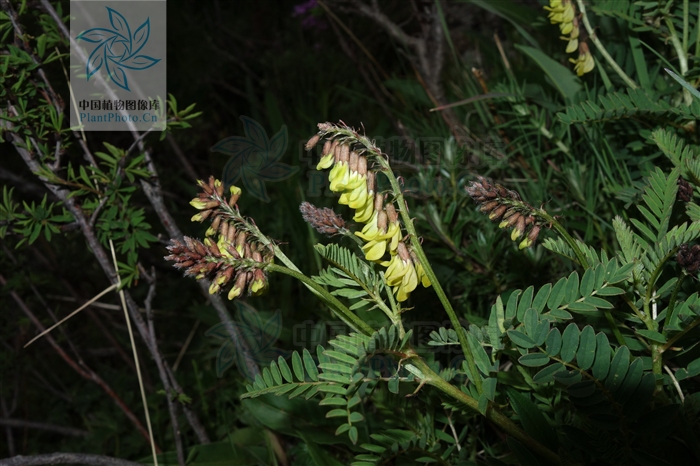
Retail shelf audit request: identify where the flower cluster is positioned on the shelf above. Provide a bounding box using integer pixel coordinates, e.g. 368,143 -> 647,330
678,178 -> 693,203
544,0 -> 594,76
165,176 -> 273,299
466,176 -> 546,250
305,127 -> 430,302
677,243 -> 700,274
299,201 -> 347,236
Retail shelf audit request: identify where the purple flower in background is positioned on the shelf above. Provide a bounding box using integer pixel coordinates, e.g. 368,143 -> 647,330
293,0 -> 317,16
292,0 -> 327,30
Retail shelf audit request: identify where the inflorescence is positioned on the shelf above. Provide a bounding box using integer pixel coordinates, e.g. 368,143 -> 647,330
304,123 -> 430,302
544,0 -> 594,76
466,176 -> 547,250
165,177 -> 273,300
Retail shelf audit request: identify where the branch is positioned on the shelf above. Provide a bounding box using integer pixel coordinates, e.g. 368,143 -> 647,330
0,273 -> 158,450
38,0 -> 261,380
0,453 -> 143,466
2,113 -> 210,444
0,0 -> 63,115
341,0 -> 464,139
0,419 -> 89,437
143,267 -> 186,466
351,0 -> 420,47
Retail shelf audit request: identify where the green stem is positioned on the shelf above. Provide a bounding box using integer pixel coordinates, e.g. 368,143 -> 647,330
683,0 -> 690,54
379,162 -> 483,394
539,209 -> 627,346
266,263 -> 374,335
575,0 -> 638,89
623,294 -> 647,322
664,274 -> 687,330
382,275 -> 405,337
662,315 -> 700,353
603,310 -> 626,346
695,0 -> 700,58
317,125 -> 480,391
230,211 -> 375,335
410,357 -> 561,465
665,15 -> 691,104
666,17 -> 689,76
536,209 -> 590,269
644,249 -> 679,326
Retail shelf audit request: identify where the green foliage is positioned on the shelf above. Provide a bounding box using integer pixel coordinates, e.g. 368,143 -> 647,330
557,88 -> 700,125
313,243 -> 385,312
242,327 -> 411,446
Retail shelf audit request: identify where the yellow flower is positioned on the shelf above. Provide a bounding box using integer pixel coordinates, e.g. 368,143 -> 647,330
559,21 -> 573,35
353,195 -> 374,223
385,243 -> 420,302
329,162 -> 349,192
385,253 -> 409,286
356,210 -> 380,240
216,235 -> 234,259
352,173 -> 375,222
395,261 -> 418,302
347,183 -> 369,210
250,270 -> 267,296
190,198 -> 214,210
519,237 -> 534,250
227,273 -> 247,300
228,284 -> 243,300
570,43 -> 595,76
414,260 -> 431,288
362,239 -> 387,261
317,152 -> 334,170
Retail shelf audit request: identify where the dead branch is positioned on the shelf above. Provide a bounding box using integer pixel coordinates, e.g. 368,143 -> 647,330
0,418 -> 89,437
0,453 -> 143,466
0,273 -> 159,450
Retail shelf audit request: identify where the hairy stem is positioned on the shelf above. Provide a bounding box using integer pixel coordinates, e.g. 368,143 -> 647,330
536,209 -> 589,268
575,0 -> 638,89
410,357 -> 561,465
379,161 -> 483,394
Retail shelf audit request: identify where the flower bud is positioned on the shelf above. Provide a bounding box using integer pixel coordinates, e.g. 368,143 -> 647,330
191,209 -> 212,222
349,151 -> 359,173
322,140 -> 331,155
249,269 -> 268,296
228,273 -> 247,300
198,178 -> 213,195
190,199 -> 219,210
207,216 -> 222,236
479,200 -> 499,214
229,185 -> 242,205
227,222 -> 237,243
235,231 -> 247,257
511,215 -> 526,241
305,134 -> 321,151
385,203 -> 398,223
214,179 -> 224,197
488,205 -> 508,221
358,156 -> 367,176
366,171 -> 375,192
